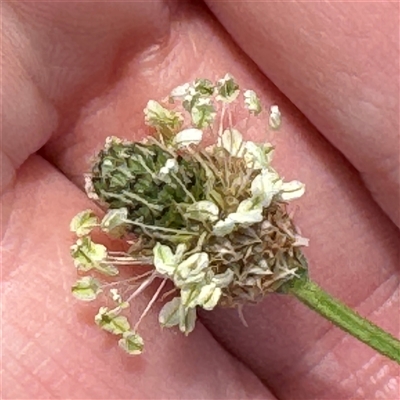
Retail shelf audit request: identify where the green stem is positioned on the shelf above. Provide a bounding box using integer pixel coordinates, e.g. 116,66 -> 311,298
285,277 -> 400,364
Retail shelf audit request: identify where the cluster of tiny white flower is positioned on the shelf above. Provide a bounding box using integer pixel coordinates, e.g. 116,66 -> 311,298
69,74 -> 307,355
154,242 -> 234,334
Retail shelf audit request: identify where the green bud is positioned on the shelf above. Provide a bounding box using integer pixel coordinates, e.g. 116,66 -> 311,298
191,98 -> 216,128
193,78 -> 215,96
144,100 -> 183,138
216,74 -> 240,103
90,140 -> 209,232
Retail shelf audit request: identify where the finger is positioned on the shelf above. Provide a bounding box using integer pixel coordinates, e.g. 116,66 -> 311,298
2,2 -> 273,398
1,0 -> 171,194
5,2 -> 399,399
205,1 -> 400,228
1,156 -> 272,399
40,4 -> 400,399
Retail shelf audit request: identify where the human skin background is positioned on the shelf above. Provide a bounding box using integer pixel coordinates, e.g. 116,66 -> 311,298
1,1 -> 399,399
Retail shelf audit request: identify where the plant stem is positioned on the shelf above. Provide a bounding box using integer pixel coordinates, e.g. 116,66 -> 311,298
285,277 -> 400,364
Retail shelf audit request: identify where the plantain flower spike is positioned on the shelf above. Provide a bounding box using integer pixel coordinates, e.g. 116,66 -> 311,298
70,74 -> 308,355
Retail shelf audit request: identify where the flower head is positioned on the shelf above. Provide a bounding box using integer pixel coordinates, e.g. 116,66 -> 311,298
69,74 -> 308,355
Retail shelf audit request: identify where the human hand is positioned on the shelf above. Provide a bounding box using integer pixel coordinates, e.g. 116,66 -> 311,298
2,2 -> 398,399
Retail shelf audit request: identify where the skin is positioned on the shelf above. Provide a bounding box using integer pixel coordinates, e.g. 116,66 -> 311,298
1,1 -> 399,399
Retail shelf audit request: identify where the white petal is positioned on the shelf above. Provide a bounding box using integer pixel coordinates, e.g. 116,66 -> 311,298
159,158 -> 178,179
244,89 -> 261,115
236,199 -> 255,213
175,271 -> 206,286
118,331 -> 144,355
212,269 -> 234,287
197,283 -> 221,310
101,208 -> 128,236
153,243 -> 177,276
251,169 -> 280,207
218,129 -> 244,157
244,141 -> 274,169
84,174 -> 99,200
159,297 -> 181,327
174,243 -> 187,265
280,180 -> 305,201
180,286 -> 198,308
178,305 -> 197,335
228,208 -> 263,225
165,158 -> 178,170
170,83 -> 190,98
293,235 -> 310,247
174,128 -> 203,147
270,105 -> 280,114
70,210 -> 99,237
212,218 -> 236,237
176,252 -> 209,282
110,288 -> 122,303
185,200 -> 220,222
269,105 -> 282,130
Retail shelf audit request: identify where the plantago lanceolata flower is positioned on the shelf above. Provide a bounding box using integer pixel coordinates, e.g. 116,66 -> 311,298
70,74 -> 400,363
